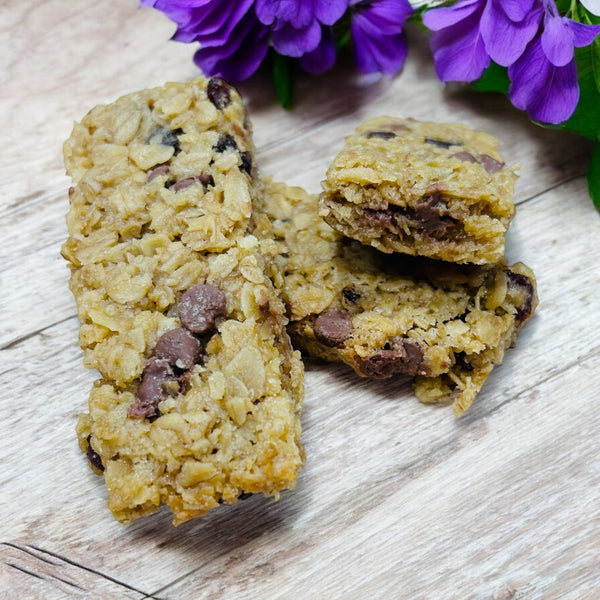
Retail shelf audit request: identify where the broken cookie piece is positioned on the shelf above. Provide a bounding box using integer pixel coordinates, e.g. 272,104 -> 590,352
63,77 -> 304,524
319,117 -> 517,264
255,178 -> 537,417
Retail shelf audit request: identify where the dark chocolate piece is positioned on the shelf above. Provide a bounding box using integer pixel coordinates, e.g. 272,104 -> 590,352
313,309 -> 353,347
129,358 -> 177,419
86,435 -> 104,472
178,284 -> 227,335
207,77 -> 233,110
358,338 -> 425,378
155,328 -> 203,371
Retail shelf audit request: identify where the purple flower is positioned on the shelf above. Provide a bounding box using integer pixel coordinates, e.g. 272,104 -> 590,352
255,0 -> 348,57
349,0 -> 414,75
142,0 -> 270,80
422,0 -> 490,82
508,1 -> 600,123
423,0 -> 600,124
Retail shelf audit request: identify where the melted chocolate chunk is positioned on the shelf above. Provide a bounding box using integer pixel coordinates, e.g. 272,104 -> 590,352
146,164 -> 170,182
86,435 -> 104,472
425,137 -> 460,149
178,284 -> 227,335
480,153 -> 505,174
363,208 -> 394,228
160,128 -> 184,155
170,172 -> 214,192
366,131 -> 396,140
342,287 -> 361,303
451,151 -> 478,163
213,134 -> 238,153
129,358 -> 177,419
454,351 -> 474,372
359,338 -> 425,378
207,77 -> 233,110
155,327 -> 203,371
505,270 -> 535,324
313,309 -> 353,347
406,194 -> 460,238
239,151 -> 252,174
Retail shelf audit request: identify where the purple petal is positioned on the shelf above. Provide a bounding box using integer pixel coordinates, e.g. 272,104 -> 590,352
255,0 -> 313,28
174,0 -> 255,45
500,0 -> 538,22
271,19 -> 322,56
300,29 -> 337,73
352,26 -> 408,75
428,5 -> 490,82
541,12 -> 574,66
481,1 -> 543,66
193,13 -> 269,81
569,19 -> 600,48
508,36 -> 579,123
313,0 -> 348,26
422,0 -> 481,32
354,0 -> 413,34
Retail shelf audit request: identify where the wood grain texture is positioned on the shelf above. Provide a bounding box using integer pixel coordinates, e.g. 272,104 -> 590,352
2,1 -> 599,599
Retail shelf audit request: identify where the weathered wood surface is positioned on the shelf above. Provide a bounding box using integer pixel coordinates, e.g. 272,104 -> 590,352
2,2 -> 599,599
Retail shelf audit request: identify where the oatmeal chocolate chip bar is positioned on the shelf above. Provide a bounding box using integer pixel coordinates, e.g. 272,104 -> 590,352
319,117 -> 517,265
62,77 -> 304,524
255,179 -> 537,416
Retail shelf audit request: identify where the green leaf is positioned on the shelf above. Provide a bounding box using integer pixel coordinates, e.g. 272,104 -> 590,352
552,44 -> 600,140
591,36 -> 600,95
272,53 -> 294,110
470,61 -> 510,94
587,143 -> 600,211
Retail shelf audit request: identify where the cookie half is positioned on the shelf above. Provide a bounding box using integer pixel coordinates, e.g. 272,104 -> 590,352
319,117 -> 517,264
256,178 -> 536,416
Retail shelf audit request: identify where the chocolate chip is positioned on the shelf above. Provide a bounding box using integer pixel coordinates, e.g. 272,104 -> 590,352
313,309 -> 353,347
505,270 -> 535,324
451,151 -> 478,163
480,154 -> 504,173
147,164 -> 170,182
406,194 -> 460,238
129,358 -> 178,419
178,284 -> 227,335
158,127 -> 183,155
366,131 -> 396,140
238,492 -> 253,500
239,151 -> 252,174
213,134 -> 238,153
155,327 -> 203,371
342,287 -> 361,303
363,208 -> 394,228
207,77 -> 233,110
86,435 -> 104,472
425,137 -> 460,149
358,338 -> 425,378
454,351 -> 474,372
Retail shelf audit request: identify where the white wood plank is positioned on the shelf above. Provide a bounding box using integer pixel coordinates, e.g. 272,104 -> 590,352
0,543 -> 150,600
2,0 -> 600,598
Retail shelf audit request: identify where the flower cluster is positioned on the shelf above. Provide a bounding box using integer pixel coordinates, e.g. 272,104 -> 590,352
423,0 -> 600,124
141,0 -> 415,82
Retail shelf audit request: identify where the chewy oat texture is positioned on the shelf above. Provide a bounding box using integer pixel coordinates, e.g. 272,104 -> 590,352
255,179 -> 537,417
320,117 -> 517,264
62,77 -> 304,524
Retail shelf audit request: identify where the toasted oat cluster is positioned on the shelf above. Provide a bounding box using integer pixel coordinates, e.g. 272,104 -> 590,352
63,78 -> 304,524
255,179 -> 537,417
319,117 -> 518,264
